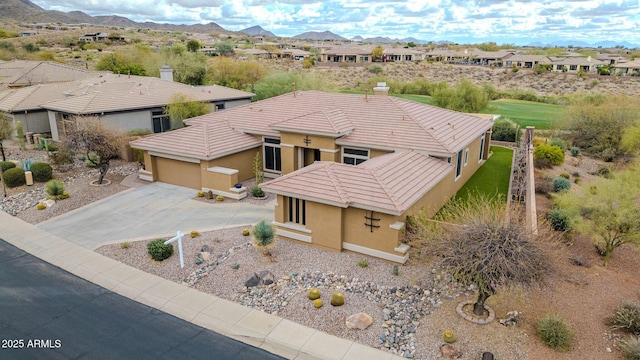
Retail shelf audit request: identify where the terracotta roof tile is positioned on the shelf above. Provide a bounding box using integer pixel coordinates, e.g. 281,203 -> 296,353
270,109 -> 354,137
262,151 -> 453,215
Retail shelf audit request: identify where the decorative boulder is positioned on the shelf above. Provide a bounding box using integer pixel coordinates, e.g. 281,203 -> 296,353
244,273 -> 260,288
331,292 -> 345,306
259,270 -> 275,285
441,344 -> 463,358
346,312 -> 373,330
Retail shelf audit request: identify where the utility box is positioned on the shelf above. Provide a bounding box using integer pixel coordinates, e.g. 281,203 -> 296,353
25,171 -> 33,186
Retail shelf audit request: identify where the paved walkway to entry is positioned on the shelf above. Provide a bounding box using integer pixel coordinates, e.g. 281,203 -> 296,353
37,181 -> 275,249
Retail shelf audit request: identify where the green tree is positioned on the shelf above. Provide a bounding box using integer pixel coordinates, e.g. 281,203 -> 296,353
554,164 -> 640,266
371,45 -> 384,62
186,39 -> 202,52
96,52 -> 146,76
432,79 -> 489,113
64,118 -> 123,184
253,72 -> 337,100
164,93 -> 210,129
0,117 -> 14,161
215,40 -> 235,56
206,57 -> 266,91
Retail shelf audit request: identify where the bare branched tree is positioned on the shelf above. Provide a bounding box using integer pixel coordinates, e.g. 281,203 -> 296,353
421,196 -> 554,316
64,118 -> 123,184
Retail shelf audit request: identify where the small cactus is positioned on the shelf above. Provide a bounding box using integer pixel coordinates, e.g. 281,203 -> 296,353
36,202 -> 46,210
216,195 -> 225,202
206,190 -> 213,199
197,191 -> 205,197
190,230 -> 200,238
242,228 -> 250,236
331,292 -> 345,306
308,288 -> 321,300
443,329 -> 456,343
313,299 -> 323,308
393,265 -> 399,276
16,121 -> 25,151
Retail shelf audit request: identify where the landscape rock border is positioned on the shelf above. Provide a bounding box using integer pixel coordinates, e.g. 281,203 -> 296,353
456,300 -> 495,325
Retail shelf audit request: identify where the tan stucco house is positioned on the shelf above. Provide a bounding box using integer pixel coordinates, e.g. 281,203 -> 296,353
130,89 -> 493,263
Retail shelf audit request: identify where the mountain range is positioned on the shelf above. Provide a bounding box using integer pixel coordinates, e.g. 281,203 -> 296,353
2,0 -> 638,48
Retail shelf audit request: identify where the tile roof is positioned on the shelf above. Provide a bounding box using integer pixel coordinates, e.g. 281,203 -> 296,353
40,74 -> 254,114
130,120 -> 261,160
138,91 -> 492,159
261,151 -> 453,215
0,83 -> 79,112
0,60 -> 99,87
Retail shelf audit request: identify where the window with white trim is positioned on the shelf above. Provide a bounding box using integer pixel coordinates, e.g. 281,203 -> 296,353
288,197 -> 306,225
479,134 -> 486,162
455,149 -> 463,179
464,148 -> 469,166
263,138 -> 281,172
342,148 -> 369,165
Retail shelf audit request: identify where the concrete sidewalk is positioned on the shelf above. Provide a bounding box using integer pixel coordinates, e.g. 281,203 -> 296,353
37,181 -> 275,249
0,211 -> 400,360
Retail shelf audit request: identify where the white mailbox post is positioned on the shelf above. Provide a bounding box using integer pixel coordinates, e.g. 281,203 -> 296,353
164,231 -> 185,268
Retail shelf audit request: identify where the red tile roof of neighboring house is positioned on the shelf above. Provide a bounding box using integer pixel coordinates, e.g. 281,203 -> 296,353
261,150 -> 453,215
133,90 -> 492,160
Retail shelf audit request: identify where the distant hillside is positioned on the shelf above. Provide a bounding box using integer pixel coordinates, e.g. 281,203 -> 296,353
0,0 -> 225,33
241,26 -> 276,38
292,31 -> 347,41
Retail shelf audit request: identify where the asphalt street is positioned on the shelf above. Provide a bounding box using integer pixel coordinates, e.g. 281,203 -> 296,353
0,238 -> 284,360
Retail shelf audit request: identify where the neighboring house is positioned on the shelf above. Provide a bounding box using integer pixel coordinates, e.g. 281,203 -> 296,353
20,31 -> 38,37
615,60 -> 640,75
39,72 -> 254,141
503,55 -> 553,69
320,45 -> 375,63
281,48 -> 311,61
551,57 -> 604,72
79,32 -> 109,42
0,60 -> 98,91
383,47 -> 425,62
130,88 -> 493,263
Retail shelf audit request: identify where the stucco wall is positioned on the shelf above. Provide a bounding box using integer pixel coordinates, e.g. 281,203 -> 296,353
155,157 -> 201,189
342,208 -> 401,254
201,147 -> 259,183
305,201 -> 342,252
13,111 -> 51,134
100,110 -> 152,133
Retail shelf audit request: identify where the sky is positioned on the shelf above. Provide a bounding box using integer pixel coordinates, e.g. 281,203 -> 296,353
31,0 -> 640,46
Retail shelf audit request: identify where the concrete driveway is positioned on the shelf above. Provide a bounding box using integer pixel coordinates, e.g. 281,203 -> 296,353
37,182 -> 274,249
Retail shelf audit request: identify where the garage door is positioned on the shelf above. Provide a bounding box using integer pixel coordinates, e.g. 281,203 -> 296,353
155,157 -> 202,189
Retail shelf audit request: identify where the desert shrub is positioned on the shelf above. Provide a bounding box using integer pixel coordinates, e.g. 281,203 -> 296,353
553,177 -> 572,192
253,219 -> 274,255
535,177 -> 554,196
147,239 -> 173,261
620,336 -> 640,360
0,161 -> 16,172
610,302 -> 640,335
491,118 -> 518,142
36,202 -> 46,210
537,314 -> 574,351
432,79 -> 488,113
331,292 -> 345,306
45,179 -> 69,199
367,65 -> 383,74
82,152 -> 100,167
190,230 -> 200,238
570,147 -> 581,157
358,259 -> 368,268
442,330 -> 456,343
592,165 -> 614,179
30,162 -> 53,182
534,144 -> 565,166
121,241 -> 130,249
559,172 -> 570,179
252,186 -> 265,197
547,208 -> 571,231
308,288 -> 321,300
3,167 -> 25,188
549,137 -> 568,151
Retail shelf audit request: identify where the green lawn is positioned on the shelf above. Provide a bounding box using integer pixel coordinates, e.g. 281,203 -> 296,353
454,146 -> 513,203
343,91 -> 565,130
481,99 -> 565,130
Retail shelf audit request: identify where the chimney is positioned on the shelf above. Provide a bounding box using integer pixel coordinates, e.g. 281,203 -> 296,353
373,82 -> 389,96
160,65 -> 174,82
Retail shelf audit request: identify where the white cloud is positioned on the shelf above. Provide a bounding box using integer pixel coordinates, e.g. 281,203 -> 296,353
29,0 -> 640,45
